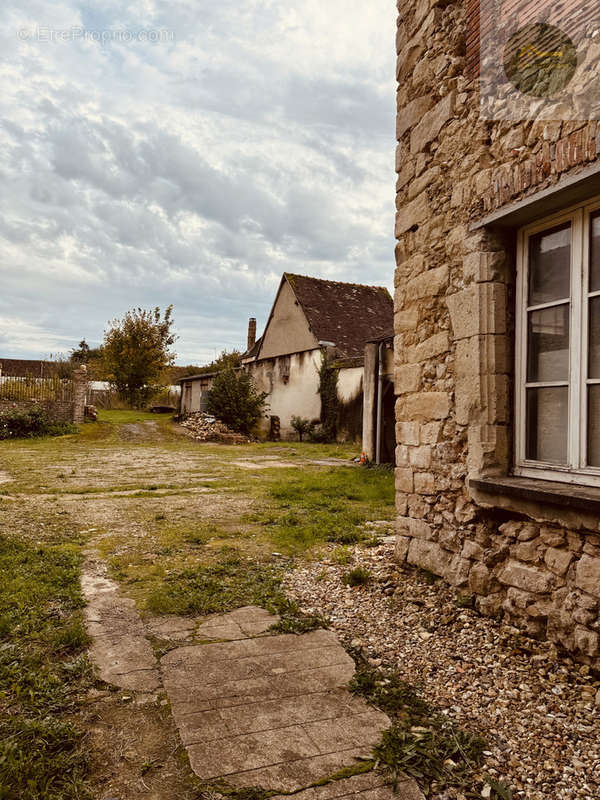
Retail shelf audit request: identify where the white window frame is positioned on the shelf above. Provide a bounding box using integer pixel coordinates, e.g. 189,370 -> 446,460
515,195 -> 600,488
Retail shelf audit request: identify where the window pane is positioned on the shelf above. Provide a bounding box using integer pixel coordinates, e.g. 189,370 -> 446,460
528,223 -> 571,306
526,387 -> 568,463
590,211 -> 600,293
588,386 -> 600,467
589,296 -> 600,379
527,304 -> 569,382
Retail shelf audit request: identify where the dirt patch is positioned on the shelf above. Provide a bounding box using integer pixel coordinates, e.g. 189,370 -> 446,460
0,470 -> 12,484
85,692 -> 200,800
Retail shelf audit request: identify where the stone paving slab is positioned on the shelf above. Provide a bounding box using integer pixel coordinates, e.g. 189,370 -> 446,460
271,772 -> 424,800
81,554 -> 161,691
175,689 -> 373,743
161,607 -> 425,799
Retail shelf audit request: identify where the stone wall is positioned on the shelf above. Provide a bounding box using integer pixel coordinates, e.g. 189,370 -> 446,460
394,0 -> 600,667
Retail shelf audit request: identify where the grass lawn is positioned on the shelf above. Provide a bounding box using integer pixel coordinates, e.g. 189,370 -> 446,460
0,535 -> 94,799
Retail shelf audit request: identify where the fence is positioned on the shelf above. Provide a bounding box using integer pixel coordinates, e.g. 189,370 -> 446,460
0,367 -> 87,423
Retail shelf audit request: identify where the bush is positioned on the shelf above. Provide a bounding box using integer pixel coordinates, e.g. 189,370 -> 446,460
206,368 -> 268,435
0,406 -> 77,440
290,416 -> 313,442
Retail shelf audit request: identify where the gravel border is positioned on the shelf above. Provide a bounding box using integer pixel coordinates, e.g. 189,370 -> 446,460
284,541 -> 600,800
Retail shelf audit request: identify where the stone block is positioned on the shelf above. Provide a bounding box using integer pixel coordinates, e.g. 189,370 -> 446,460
468,563 -> 491,595
410,91 -> 456,153
397,516 -> 434,540
540,528 -> 566,547
420,422 -> 442,444
414,472 -> 435,494
409,446 -> 431,469
394,308 -> 419,333
446,284 -> 507,341
396,421 -> 420,446
405,332 -> 450,364
498,561 -> 553,594
395,364 -> 421,394
407,539 -> 449,577
408,167 -> 441,200
404,392 -> 450,421
513,538 -> 541,563
446,555 -> 470,587
405,265 -> 449,302
395,445 -> 409,466
395,468 -> 414,493
518,525 -> 539,541
395,535 -> 410,563
455,335 -> 509,380
463,251 -> 506,284
462,540 -> 485,561
544,548 -> 574,577
574,626 -> 599,657
576,556 -> 600,598
395,192 -> 430,236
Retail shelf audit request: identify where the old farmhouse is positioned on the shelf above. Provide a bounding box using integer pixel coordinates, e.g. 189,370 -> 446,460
180,273 -> 395,457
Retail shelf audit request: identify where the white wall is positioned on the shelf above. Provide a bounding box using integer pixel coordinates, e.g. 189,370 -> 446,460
337,367 -> 363,402
250,349 -> 322,438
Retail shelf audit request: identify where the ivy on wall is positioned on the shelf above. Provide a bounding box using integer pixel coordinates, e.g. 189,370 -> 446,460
317,350 -> 340,442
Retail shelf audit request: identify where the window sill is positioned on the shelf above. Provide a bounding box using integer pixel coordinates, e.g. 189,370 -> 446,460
470,475 -> 600,516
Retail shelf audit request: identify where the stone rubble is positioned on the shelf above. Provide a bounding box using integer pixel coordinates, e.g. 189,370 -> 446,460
284,542 -> 600,800
179,412 -> 251,443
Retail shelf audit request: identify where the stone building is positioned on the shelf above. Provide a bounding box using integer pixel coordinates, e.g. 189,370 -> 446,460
394,0 -> 600,666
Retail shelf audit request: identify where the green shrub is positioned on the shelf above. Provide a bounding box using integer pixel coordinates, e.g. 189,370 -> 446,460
206,368 -> 268,434
342,566 -> 372,586
0,406 -> 78,440
290,416 -> 313,442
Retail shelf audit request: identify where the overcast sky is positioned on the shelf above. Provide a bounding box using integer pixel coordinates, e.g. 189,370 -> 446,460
0,1 -> 397,365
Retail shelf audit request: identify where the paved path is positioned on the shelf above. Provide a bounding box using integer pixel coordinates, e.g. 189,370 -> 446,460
81,551 -> 161,692
83,591 -> 424,799
161,607 -> 423,798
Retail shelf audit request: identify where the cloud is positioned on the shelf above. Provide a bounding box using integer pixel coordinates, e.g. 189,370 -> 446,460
0,0 -> 396,364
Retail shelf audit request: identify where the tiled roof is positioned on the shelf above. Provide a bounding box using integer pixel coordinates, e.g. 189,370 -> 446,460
0,358 -> 49,377
284,273 -> 393,359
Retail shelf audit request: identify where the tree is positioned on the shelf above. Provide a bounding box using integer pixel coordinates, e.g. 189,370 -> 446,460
70,340 -> 91,365
101,306 -> 177,408
197,350 -> 242,375
206,368 -> 268,434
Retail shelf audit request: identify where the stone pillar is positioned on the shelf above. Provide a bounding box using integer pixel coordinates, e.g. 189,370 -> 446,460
72,365 -> 87,424
362,342 -> 378,460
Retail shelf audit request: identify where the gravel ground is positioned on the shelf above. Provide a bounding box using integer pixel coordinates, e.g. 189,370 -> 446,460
284,540 -> 600,800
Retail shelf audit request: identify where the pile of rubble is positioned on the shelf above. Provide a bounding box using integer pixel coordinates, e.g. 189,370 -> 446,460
178,412 -> 250,444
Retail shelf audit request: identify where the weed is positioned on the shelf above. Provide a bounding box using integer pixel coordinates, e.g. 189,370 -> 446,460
455,593 -> 475,609
349,662 -> 486,797
342,567 -> 372,587
331,546 -> 353,565
0,537 -> 93,799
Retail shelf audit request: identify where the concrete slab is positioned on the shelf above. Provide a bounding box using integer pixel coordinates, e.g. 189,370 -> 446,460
82,552 -> 161,691
161,607 -> 424,799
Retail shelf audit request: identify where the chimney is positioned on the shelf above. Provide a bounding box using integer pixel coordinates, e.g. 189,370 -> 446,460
247,317 -> 257,351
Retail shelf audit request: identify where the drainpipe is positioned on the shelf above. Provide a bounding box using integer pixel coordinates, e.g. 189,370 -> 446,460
375,342 -> 384,465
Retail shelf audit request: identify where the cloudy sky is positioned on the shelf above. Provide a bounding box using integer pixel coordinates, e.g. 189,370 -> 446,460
0,1 -> 397,365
